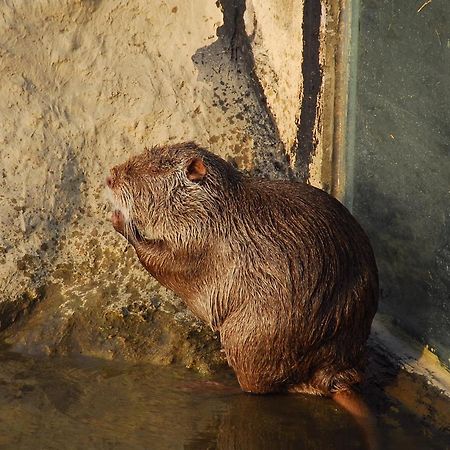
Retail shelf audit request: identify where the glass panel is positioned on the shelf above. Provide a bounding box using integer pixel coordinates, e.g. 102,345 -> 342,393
347,0 -> 450,365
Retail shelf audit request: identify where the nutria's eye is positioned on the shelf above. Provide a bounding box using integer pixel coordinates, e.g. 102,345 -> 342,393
186,157 -> 207,182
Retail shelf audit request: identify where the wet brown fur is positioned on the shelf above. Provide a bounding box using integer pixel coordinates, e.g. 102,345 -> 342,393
107,142 -> 378,395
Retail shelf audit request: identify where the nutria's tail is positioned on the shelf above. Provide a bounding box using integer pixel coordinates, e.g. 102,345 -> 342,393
332,390 -> 379,450
287,368 -> 378,448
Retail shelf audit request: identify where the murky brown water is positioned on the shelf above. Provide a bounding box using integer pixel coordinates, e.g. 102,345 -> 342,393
0,347 -> 448,450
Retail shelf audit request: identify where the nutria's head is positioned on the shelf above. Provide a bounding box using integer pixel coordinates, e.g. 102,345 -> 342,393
106,142 -> 241,244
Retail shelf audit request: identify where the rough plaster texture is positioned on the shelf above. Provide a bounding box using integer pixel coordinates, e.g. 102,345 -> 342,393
0,0 -> 324,369
244,0 -> 303,159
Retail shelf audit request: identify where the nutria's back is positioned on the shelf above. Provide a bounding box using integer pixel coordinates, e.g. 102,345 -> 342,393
107,142 -> 378,395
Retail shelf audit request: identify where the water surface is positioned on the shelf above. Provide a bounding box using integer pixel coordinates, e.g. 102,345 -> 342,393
0,348 -> 448,450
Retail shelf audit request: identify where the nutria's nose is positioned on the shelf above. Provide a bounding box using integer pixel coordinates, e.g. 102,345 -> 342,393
106,175 -> 113,188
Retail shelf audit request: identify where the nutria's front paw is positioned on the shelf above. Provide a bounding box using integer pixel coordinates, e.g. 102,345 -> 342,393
111,210 -> 126,236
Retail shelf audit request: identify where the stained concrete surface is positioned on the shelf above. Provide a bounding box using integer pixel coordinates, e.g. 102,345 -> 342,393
0,0 -> 309,363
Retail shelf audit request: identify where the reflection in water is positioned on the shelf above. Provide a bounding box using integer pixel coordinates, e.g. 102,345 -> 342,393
0,348 -> 447,450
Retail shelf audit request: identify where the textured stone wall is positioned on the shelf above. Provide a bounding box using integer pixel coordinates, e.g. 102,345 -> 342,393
0,0 -> 330,369
244,0 -> 304,158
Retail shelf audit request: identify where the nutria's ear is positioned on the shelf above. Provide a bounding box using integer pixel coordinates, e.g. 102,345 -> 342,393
186,157 -> 207,182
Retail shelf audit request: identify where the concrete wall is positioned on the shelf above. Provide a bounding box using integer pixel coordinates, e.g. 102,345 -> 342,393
0,0 -> 339,366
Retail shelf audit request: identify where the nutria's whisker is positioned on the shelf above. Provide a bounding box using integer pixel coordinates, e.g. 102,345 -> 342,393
123,185 -> 140,243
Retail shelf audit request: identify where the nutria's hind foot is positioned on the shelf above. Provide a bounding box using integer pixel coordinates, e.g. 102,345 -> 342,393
288,366 -> 363,396
311,366 -> 363,395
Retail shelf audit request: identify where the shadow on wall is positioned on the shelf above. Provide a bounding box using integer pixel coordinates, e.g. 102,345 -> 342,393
193,0 -> 324,183
294,0 -> 322,180
0,146 -> 85,331
192,0 -> 293,179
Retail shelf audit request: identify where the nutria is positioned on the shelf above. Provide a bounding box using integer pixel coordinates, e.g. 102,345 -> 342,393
106,142 -> 378,396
